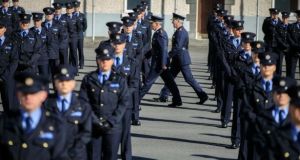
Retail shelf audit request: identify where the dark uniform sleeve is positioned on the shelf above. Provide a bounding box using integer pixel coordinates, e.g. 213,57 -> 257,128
79,75 -> 90,104
170,30 -> 185,57
75,102 -> 92,147
157,31 -> 168,67
28,32 -> 42,65
106,78 -> 130,126
82,14 -> 87,32
1,42 -> 18,80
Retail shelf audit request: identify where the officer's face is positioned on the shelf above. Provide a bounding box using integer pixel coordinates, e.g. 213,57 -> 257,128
123,25 -> 134,34
137,13 -> 143,20
55,9 -> 62,15
260,65 -> 276,78
75,7 -> 80,12
290,106 -> 300,124
0,27 -> 7,37
17,91 -> 48,112
97,59 -> 114,72
283,18 -> 289,24
2,2 -> 8,8
54,80 -> 76,96
271,13 -> 278,19
13,2 -> 19,6
172,19 -> 179,28
66,8 -> 74,14
20,22 -> 30,30
242,42 -> 251,51
233,29 -> 242,37
45,14 -> 54,21
252,53 -> 260,64
34,20 -> 42,28
273,92 -> 290,107
113,43 -> 126,54
151,22 -> 160,30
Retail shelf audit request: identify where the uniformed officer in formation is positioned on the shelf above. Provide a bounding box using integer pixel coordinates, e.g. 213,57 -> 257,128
45,64 -> 92,160
0,72 -> 69,160
9,0 -> 25,32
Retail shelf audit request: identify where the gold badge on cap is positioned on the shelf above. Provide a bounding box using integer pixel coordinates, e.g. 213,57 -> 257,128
246,34 -> 250,38
279,80 -> 286,87
116,35 -> 120,40
24,15 -> 27,19
61,68 -> 68,75
256,43 -> 261,48
265,54 -> 271,60
103,49 -> 109,54
25,78 -> 34,86
113,24 -> 116,28
238,22 -> 242,26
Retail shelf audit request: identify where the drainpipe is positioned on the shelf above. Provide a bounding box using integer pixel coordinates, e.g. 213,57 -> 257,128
92,0 -> 95,42
256,0 -> 259,40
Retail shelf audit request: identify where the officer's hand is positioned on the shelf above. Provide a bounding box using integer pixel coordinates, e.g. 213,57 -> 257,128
99,121 -> 112,132
162,65 -> 167,70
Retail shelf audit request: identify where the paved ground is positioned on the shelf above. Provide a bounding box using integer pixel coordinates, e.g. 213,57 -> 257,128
2,38 -> 239,160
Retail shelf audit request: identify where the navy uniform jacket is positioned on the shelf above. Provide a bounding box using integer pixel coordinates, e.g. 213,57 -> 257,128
63,14 -> 80,40
42,21 -> 67,60
12,30 -> 42,73
233,53 -> 254,92
262,17 -> 281,48
79,70 -> 130,133
150,28 -> 169,72
0,36 -> 18,81
0,8 -> 13,35
275,22 -> 291,52
169,26 -> 191,66
0,109 -> 69,160
54,14 -> 69,50
239,62 -> 261,94
288,22 -> 300,56
30,27 -> 49,65
45,93 -> 92,160
9,6 -> 25,31
73,12 -> 87,39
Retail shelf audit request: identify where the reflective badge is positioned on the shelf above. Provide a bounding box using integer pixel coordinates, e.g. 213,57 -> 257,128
39,132 -> 54,139
71,111 -> 82,117
110,83 -> 120,88
124,67 -> 130,71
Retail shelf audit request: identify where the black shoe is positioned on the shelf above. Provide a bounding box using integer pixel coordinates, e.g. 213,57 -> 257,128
153,97 -> 168,102
76,73 -> 79,76
230,143 -> 240,149
131,120 -> 141,126
213,108 -> 221,113
210,85 -> 215,89
79,66 -> 83,69
167,102 -> 182,107
139,107 -> 142,111
221,123 -> 228,128
197,94 -> 208,105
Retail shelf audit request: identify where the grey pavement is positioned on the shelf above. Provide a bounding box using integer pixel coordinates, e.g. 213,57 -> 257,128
1,38 -> 238,160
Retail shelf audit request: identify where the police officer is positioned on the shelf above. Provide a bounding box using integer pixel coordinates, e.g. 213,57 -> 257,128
53,2 -> 69,65
79,44 -> 130,160
0,21 -> 18,112
0,72 -> 69,160
139,2 -> 152,48
98,21 -> 122,47
286,10 -> 300,79
139,15 -> 182,107
73,1 -> 87,69
110,33 -> 139,160
262,8 -> 281,51
42,7 -> 67,79
45,65 -> 92,160
121,16 -> 143,126
241,52 -> 278,160
64,2 -> 80,73
275,11 -> 290,76
12,13 -> 42,74
9,0 -> 25,32
155,13 -> 208,105
0,0 -> 13,35
31,12 -> 49,79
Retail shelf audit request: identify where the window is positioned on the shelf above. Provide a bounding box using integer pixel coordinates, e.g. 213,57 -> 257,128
275,0 -> 298,11
127,0 -> 151,10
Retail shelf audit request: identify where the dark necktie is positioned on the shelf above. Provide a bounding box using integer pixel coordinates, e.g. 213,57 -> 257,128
55,16 -> 59,21
265,81 -> 271,93
102,74 -> 107,84
126,35 -> 130,42
25,116 -> 32,133
36,28 -> 40,34
297,132 -> 300,144
61,99 -> 66,112
3,9 -> 6,14
116,57 -> 120,67
279,110 -> 284,125
255,66 -> 259,75
22,31 -> 26,38
236,39 -> 239,47
0,39 -> 3,47
47,23 -> 51,29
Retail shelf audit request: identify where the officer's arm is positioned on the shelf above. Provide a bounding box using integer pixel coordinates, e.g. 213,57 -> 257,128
215,37 -> 232,76
59,25 -> 68,46
75,102 -> 92,147
79,76 -> 91,104
170,30 -> 186,57
106,78 -> 130,126
29,33 -> 42,64
2,43 -> 18,80
157,33 -> 168,67
83,14 -> 88,32
287,25 -> 298,49
129,60 -> 140,90
52,117 -> 70,160
262,18 -> 268,34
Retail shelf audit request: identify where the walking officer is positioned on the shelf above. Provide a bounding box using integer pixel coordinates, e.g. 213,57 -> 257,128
42,7 -> 67,78
31,12 -> 49,79
98,21 -> 123,47
73,1 -> 87,69
45,65 -> 92,160
53,2 -> 69,65
155,13 -> 208,104
262,8 -> 281,51
0,72 -> 69,160
12,13 -> 42,74
139,15 -> 182,107
110,33 -> 139,159
0,21 -> 18,112
0,0 -> 13,35
64,2 -> 80,74
9,0 -> 25,32
79,44 -> 130,160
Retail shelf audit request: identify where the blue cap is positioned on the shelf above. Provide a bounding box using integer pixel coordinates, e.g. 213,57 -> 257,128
121,16 -> 135,27
73,1 -> 81,8
216,9 -> 227,16
251,41 -> 266,54
149,15 -> 164,22
15,72 -> 49,93
232,20 -> 244,30
259,52 -> 278,66
128,12 -> 138,20
54,65 -> 77,81
19,14 -> 32,23
241,32 -> 256,43
106,22 -> 122,33
110,33 -> 126,44
95,44 -> 115,60
269,8 -> 279,14
65,2 -> 74,9
32,12 -> 44,21
43,7 -> 55,15
172,13 -> 185,20
52,2 -> 63,10
281,11 -> 290,18
273,76 -> 297,93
